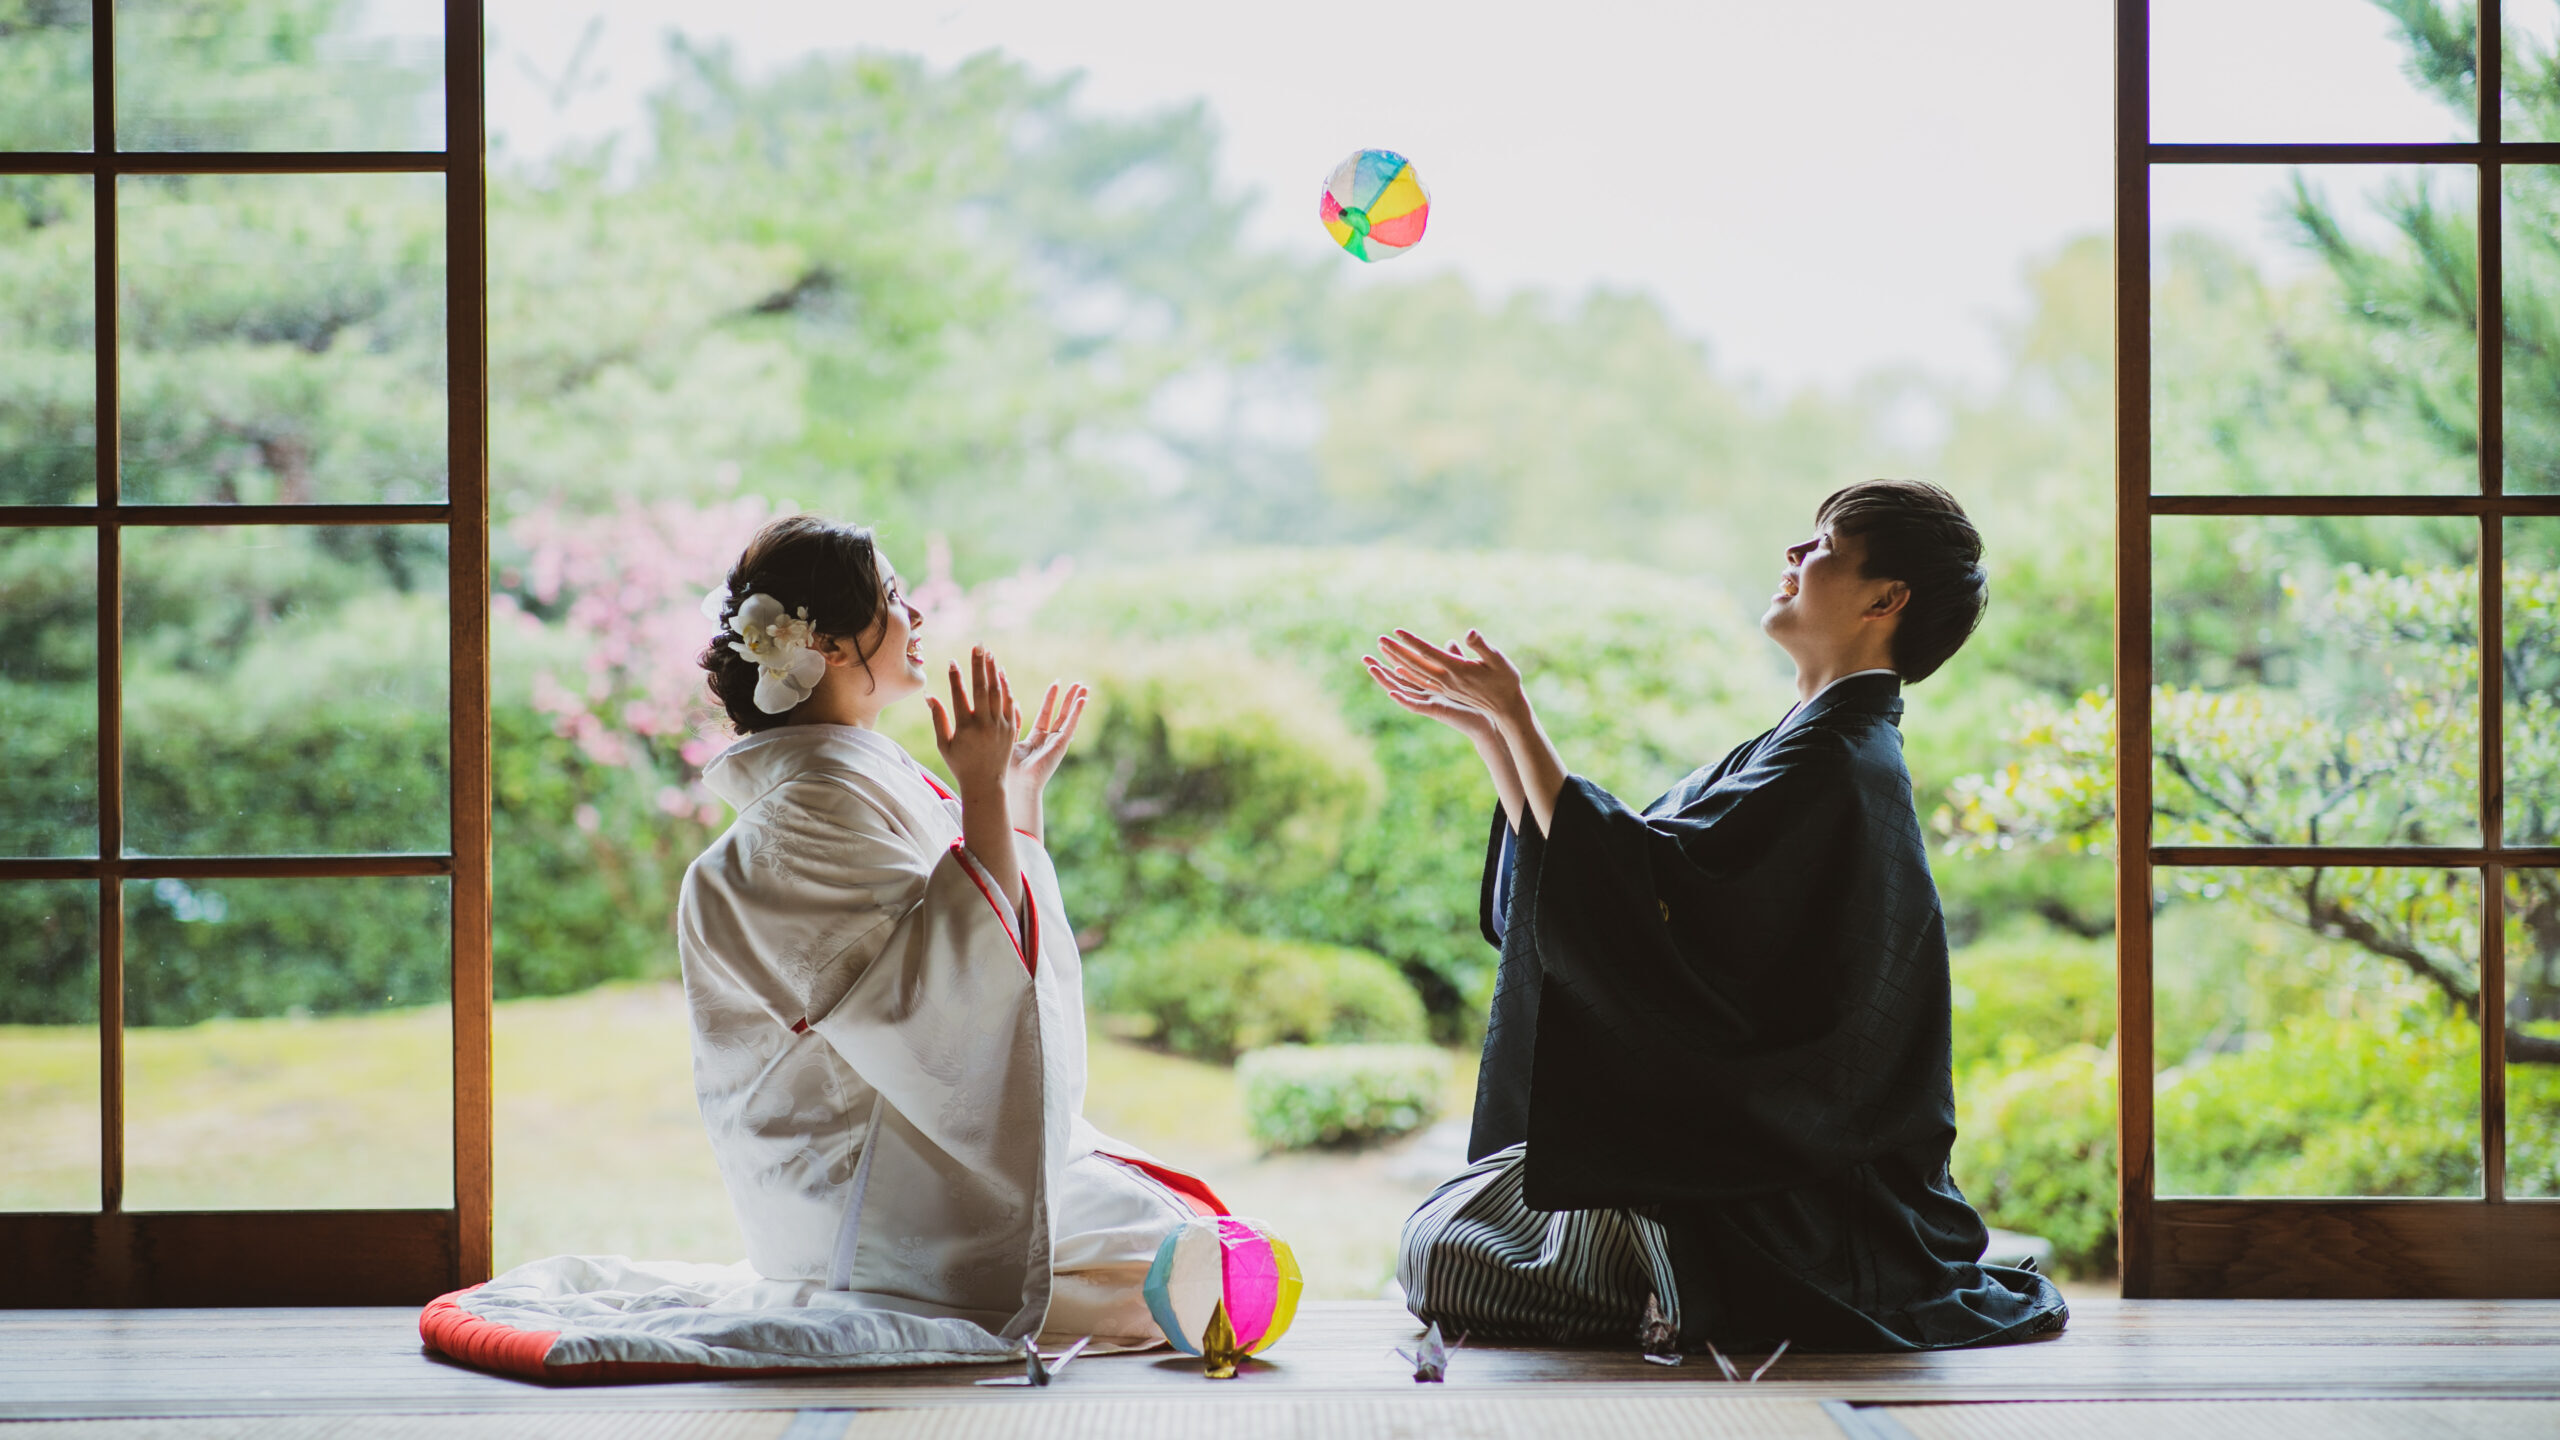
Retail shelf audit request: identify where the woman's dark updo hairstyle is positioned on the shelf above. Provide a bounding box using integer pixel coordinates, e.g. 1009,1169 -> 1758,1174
698,514 -> 888,733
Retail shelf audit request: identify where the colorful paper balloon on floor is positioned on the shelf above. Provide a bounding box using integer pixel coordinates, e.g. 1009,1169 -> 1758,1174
1143,1215 -> 1302,1378
1320,148 -> 1430,262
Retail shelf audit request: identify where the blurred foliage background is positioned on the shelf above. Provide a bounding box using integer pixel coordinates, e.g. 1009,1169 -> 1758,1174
4,0 -> 2557,1275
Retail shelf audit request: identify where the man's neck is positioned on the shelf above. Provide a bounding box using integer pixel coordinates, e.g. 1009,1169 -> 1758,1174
1791,657 -> 1898,704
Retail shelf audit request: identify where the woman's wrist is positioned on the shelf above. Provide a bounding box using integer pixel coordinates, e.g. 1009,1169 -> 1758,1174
1006,780 -> 1045,841
959,781 -> 1012,829
958,794 -> 1024,908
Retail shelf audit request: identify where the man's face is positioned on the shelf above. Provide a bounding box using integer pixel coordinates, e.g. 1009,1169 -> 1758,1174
1760,526 -> 1894,653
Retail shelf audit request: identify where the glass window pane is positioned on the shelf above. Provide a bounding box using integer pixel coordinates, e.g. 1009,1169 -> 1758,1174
123,525 -> 448,856
2506,167 -> 2560,494
2156,866 -> 2481,1198
2513,519 -> 2560,843
2152,0 -> 2473,143
0,526 -> 95,856
112,0 -> 441,152
2153,165 -> 2478,497
2154,515 -> 2480,848
123,874 -> 450,1209
2509,4 -> 2560,141
0,880 -> 100,1210
118,172 -> 446,506
0,175 -> 96,505
2508,869 -> 2560,1197
0,0 -> 93,151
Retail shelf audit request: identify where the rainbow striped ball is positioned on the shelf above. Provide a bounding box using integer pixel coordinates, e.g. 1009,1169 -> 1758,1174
1142,1215 -> 1302,1376
1320,148 -> 1430,262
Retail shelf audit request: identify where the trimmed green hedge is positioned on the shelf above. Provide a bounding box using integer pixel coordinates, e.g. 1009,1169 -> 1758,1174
1086,930 -> 1426,1063
1238,1043 -> 1445,1151
0,695 -> 694,1026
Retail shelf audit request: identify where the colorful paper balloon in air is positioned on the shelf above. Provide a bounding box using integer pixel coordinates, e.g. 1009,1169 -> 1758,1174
1320,148 -> 1430,262
1142,1215 -> 1302,1378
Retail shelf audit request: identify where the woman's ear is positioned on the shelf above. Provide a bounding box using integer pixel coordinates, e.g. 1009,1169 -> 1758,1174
813,633 -> 858,668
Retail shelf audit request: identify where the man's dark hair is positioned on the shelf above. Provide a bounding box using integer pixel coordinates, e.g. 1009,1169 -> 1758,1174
1814,479 -> 1987,684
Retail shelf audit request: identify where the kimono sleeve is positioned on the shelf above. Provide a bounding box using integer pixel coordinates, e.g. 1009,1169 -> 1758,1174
784,778 -> 1042,1155
766,780 -> 1058,1330
1522,725 -> 1860,1057
1478,805 -> 1514,948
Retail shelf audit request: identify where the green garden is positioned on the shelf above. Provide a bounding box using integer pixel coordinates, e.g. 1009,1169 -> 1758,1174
3,0 -> 2555,1291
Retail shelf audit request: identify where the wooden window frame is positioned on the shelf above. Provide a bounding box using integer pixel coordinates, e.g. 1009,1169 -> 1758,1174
0,1 -> 490,1305
2116,0 -> 2560,1297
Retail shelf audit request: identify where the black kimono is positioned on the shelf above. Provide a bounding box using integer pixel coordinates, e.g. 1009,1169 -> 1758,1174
1469,672 -> 2065,1350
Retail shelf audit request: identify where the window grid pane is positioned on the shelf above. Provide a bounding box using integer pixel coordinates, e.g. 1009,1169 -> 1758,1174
0,878 -> 101,1211
110,0 -> 443,154
2154,866 -> 2484,1199
0,0 -> 95,153
120,873 -> 452,1211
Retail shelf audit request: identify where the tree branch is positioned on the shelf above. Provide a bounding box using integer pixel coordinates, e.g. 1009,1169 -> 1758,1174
2294,874 -> 2478,1013
2281,876 -> 2560,1067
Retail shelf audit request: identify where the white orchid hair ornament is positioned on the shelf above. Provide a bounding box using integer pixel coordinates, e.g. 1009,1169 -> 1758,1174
705,585 -> 826,714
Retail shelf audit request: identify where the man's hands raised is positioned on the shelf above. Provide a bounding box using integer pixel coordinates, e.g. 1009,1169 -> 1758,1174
1362,627 -> 1562,836
1368,629 -> 1528,729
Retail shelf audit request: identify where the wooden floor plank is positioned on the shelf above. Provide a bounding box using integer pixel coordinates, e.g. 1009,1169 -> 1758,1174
1885,1399 -> 2560,1440
2,1300 -> 2556,1420
0,1400 -> 1848,1440
823,1397 -> 1844,1440
0,1418 -> 796,1440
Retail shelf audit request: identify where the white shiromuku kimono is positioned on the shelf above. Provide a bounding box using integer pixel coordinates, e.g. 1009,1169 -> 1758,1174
419,722 -> 1222,1381
676,722 -> 1218,1350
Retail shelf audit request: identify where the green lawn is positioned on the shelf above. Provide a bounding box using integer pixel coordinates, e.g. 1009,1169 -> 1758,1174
0,982 -> 1475,1299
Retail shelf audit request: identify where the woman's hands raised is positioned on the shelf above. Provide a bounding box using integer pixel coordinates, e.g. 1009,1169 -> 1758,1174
926,647 -> 1086,869
927,646 -> 1019,802
1006,681 -> 1086,844
1009,681 -> 1089,796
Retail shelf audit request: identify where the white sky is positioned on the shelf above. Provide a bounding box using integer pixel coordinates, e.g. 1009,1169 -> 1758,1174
482,0 -> 2468,393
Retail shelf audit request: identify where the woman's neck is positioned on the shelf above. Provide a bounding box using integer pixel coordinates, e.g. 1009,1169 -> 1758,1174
787,671 -> 888,729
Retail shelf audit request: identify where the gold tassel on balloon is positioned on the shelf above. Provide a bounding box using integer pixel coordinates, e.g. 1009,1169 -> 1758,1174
1200,1302 -> 1245,1380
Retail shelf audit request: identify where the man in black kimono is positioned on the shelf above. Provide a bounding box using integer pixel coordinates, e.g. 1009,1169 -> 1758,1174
1364,479 -> 2065,1352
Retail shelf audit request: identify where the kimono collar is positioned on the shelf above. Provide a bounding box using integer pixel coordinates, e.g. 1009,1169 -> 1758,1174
699,722 -> 918,811
1775,669 -> 1903,735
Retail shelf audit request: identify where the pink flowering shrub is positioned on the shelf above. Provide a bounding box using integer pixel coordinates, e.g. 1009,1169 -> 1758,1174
498,496 -> 1070,825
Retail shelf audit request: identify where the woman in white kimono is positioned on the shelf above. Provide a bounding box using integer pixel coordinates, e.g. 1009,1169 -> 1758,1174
680,514 -> 1224,1350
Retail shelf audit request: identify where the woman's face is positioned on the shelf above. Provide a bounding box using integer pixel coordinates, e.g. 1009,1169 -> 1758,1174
846,556 -> 929,704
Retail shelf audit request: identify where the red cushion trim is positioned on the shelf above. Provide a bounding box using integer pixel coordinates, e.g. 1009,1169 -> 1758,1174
424,1285 -> 998,1386
1099,1152 -> 1229,1216
419,1285 -> 559,1381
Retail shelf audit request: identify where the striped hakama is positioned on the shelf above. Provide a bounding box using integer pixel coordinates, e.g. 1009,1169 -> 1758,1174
1397,1142 -> 1682,1345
